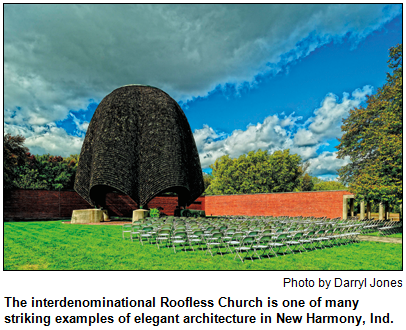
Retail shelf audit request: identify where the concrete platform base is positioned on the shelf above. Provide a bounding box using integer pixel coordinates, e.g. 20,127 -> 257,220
133,209 -> 149,223
71,209 -> 103,224
102,210 -> 110,221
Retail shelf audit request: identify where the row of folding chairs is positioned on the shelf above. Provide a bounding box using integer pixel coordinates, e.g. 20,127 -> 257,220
377,220 -> 403,236
231,224 -> 362,262
360,219 -> 381,234
122,219 -> 363,261
124,213 -> 401,245
122,215 -> 360,241
127,213 -> 376,231
123,215 -> 364,236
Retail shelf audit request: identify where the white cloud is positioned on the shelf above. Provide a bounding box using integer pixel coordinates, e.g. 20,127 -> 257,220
308,86 -> 373,138
3,81 -> 373,176
195,114 -> 297,168
3,4 -> 399,175
4,4 -> 400,129
293,129 -> 319,146
194,86 -> 369,175
4,64 -> 88,126
70,113 -> 89,137
193,124 -> 222,155
280,112 -> 302,128
290,145 -> 320,161
4,123 -> 84,157
307,152 -> 351,176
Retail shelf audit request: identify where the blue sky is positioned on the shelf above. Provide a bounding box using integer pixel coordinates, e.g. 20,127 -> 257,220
4,4 -> 402,179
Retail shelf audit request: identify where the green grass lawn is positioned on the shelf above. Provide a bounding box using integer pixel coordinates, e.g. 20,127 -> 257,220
4,221 -> 402,271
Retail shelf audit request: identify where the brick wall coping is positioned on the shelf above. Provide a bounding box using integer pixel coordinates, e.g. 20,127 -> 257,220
205,190 -> 352,197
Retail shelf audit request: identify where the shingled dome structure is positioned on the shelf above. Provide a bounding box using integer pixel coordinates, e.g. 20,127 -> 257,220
74,85 -> 205,209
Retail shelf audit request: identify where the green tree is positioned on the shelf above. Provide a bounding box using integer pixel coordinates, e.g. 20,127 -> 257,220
31,154 -> 77,190
11,152 -> 79,190
313,180 -> 347,191
336,44 -> 402,205
301,173 -> 314,191
3,134 -> 29,190
3,133 -> 79,191
14,168 -> 49,190
202,172 -> 213,195
205,149 -> 302,195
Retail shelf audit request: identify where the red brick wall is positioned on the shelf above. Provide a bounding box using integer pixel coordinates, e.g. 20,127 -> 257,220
4,190 -> 91,220
3,189 -> 205,220
104,193 -> 205,217
205,191 -> 353,219
4,189 -> 350,220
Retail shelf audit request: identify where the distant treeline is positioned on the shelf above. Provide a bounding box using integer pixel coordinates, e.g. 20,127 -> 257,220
5,134 -> 347,195
202,149 -> 347,196
4,133 -> 79,191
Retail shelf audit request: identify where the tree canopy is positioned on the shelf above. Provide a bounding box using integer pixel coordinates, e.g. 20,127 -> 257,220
14,154 -> 79,190
6,133 -> 351,196
201,172 -> 213,196
3,133 -> 79,191
336,44 -> 402,205
300,173 -> 314,191
4,134 -> 29,190
205,149 -> 303,195
312,177 -> 347,191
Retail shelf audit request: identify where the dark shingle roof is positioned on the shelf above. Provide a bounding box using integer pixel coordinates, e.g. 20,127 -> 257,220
74,85 -> 204,208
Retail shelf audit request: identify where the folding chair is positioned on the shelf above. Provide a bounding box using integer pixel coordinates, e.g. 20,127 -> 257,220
269,233 -> 288,256
285,232 -> 305,254
139,226 -> 154,245
174,225 -> 186,231
393,221 -> 403,234
346,225 -> 361,243
210,229 -> 221,236
333,226 -> 349,246
321,229 -> 335,248
130,224 -> 142,242
206,233 -> 224,256
298,230 -> 316,251
187,224 -> 200,233
361,219 -> 379,234
223,228 -> 236,239
156,229 -> 171,249
239,226 -> 249,234
252,235 -> 274,259
325,228 -> 340,247
204,226 -> 215,233
246,230 -> 259,238
219,225 -> 228,232
188,230 -> 204,251
122,223 -> 132,240
225,232 -> 244,254
261,229 -> 273,236
172,231 -> 188,253
275,227 -> 285,235
337,224 -> 353,244
311,229 -> 329,249
234,236 -> 255,262
378,221 -> 396,236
